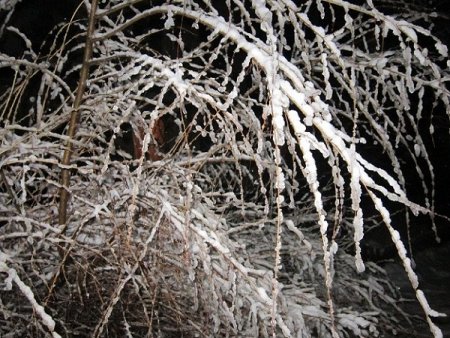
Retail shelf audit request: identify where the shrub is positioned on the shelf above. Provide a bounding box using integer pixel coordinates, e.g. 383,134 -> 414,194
1,0 -> 448,337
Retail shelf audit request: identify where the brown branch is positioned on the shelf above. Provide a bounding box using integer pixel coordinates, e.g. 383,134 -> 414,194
58,0 -> 99,230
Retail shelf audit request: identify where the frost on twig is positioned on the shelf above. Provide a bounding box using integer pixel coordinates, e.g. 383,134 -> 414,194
1,0 -> 449,337
0,253 -> 61,338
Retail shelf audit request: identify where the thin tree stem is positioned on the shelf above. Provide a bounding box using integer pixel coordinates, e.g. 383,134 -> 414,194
58,0 -> 99,229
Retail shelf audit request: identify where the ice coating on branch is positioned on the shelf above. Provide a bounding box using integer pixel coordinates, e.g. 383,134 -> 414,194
353,208 -> 365,272
164,8 -> 175,29
286,109 -> 306,134
0,263 -> 60,337
321,53 -> 332,100
0,0 -> 21,10
399,21 -> 418,43
435,41 -> 448,57
272,87 -> 288,146
252,0 -> 272,29
275,166 -> 285,191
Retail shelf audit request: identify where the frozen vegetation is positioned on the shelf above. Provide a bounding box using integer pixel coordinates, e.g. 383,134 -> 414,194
0,0 -> 449,337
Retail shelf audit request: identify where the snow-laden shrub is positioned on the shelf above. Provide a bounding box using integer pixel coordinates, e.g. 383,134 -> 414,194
1,0 -> 448,337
